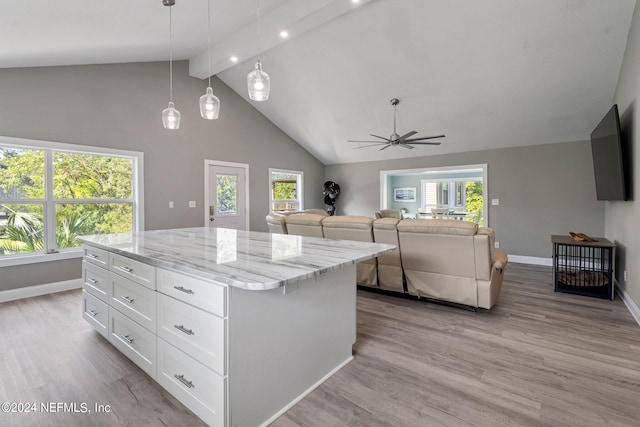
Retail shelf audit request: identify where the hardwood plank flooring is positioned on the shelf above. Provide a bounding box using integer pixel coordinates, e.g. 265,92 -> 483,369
1,263 -> 640,426
274,263 -> 640,427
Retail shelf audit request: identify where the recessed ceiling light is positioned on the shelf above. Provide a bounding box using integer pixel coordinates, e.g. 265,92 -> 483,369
280,30 -> 289,38
352,0 -> 361,3
230,56 -> 238,62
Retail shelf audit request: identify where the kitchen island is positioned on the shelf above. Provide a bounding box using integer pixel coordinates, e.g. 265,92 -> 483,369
79,227 -> 393,427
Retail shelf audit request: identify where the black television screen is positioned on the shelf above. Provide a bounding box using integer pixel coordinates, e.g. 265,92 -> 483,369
590,105 -> 627,201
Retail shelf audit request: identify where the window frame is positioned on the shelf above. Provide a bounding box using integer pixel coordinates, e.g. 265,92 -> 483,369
268,168 -> 304,213
0,136 -> 144,267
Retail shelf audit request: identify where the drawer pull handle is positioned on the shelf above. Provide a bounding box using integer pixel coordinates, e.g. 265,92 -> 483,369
88,278 -> 99,284
121,335 -> 134,344
122,296 -> 135,304
174,374 -> 194,389
88,310 -> 98,317
173,286 -> 194,295
174,325 -> 195,336
118,266 -> 134,273
87,254 -> 99,259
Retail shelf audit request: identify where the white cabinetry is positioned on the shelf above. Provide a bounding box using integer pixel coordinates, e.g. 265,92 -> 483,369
81,242 -> 357,427
82,247 -> 228,426
81,290 -> 108,339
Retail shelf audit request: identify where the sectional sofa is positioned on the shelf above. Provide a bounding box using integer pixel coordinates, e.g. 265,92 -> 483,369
265,213 -> 508,310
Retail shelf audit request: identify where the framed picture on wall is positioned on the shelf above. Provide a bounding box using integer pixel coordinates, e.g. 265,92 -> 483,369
394,187 -> 416,202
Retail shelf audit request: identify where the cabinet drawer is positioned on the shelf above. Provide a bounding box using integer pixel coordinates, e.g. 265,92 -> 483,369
82,290 -> 108,339
109,308 -> 156,379
110,274 -> 156,332
157,293 -> 226,375
157,269 -> 226,317
157,338 -> 225,427
84,246 -> 109,268
82,261 -> 109,302
110,253 -> 156,290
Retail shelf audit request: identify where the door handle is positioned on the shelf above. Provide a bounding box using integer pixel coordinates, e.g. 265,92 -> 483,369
209,205 -> 215,216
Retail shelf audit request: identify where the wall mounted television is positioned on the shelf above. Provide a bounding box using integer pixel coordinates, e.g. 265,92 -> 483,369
590,104 -> 627,201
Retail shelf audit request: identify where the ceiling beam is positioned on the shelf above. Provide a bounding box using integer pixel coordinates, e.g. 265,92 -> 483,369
188,0 -> 373,79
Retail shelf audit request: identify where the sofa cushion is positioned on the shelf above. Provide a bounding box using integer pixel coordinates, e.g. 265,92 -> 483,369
373,218 -> 400,230
322,215 -> 373,230
285,213 -> 326,226
397,219 -> 478,236
273,209 -> 328,217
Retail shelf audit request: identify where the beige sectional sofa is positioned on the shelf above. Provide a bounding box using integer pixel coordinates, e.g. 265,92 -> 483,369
397,219 -> 508,309
322,215 -> 377,286
266,209 -> 328,234
373,218 -> 404,293
264,213 -> 508,309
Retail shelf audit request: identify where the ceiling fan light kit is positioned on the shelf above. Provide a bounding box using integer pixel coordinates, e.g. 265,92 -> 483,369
348,98 -> 445,150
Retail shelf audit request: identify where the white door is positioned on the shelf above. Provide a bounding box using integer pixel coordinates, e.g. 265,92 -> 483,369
206,161 -> 249,230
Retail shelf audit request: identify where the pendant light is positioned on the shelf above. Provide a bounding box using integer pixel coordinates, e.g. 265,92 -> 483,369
247,0 -> 270,101
199,0 -> 220,119
162,0 -> 180,130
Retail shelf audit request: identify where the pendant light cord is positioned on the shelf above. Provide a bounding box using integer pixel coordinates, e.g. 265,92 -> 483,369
207,0 -> 211,87
169,5 -> 174,102
256,0 -> 261,57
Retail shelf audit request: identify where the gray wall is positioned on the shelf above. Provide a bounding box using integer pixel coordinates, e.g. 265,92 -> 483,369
326,140 -> 605,259
610,2 -> 639,307
0,61 -> 324,291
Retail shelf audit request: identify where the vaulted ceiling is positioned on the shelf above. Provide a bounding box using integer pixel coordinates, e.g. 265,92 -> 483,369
1,0 -> 636,165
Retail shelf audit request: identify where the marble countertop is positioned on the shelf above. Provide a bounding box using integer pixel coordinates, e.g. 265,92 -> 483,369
79,227 -> 394,291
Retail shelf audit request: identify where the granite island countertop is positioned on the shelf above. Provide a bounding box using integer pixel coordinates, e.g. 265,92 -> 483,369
79,227 -> 395,291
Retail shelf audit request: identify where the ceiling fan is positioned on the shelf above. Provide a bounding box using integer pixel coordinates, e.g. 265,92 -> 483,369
348,98 -> 445,150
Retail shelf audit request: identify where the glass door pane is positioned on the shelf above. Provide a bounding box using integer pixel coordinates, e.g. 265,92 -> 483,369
216,174 -> 238,216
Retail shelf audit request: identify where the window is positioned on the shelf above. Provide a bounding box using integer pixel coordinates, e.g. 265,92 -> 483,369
424,178 -> 483,224
269,169 -> 303,212
437,182 -> 449,207
0,137 -> 143,265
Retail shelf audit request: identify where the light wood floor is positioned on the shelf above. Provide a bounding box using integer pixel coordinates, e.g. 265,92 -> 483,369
2,263 -> 640,426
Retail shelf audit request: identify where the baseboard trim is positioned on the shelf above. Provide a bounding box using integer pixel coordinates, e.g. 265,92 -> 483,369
258,355 -> 354,427
508,255 -> 552,266
0,278 -> 82,303
616,280 -> 640,327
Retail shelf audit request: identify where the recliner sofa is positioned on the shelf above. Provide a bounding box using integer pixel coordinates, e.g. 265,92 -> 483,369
266,213 -> 508,309
397,219 -> 507,309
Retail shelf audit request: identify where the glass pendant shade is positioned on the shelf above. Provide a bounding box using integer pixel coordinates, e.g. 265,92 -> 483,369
200,87 -> 220,120
247,60 -> 270,101
162,102 -> 181,129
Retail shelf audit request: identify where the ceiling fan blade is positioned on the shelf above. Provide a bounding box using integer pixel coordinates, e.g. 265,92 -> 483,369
347,140 -> 388,144
353,143 -> 389,149
406,141 -> 442,145
404,134 -> 445,142
379,145 -> 391,151
398,144 -> 415,149
369,134 -> 392,142
398,131 -> 418,141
